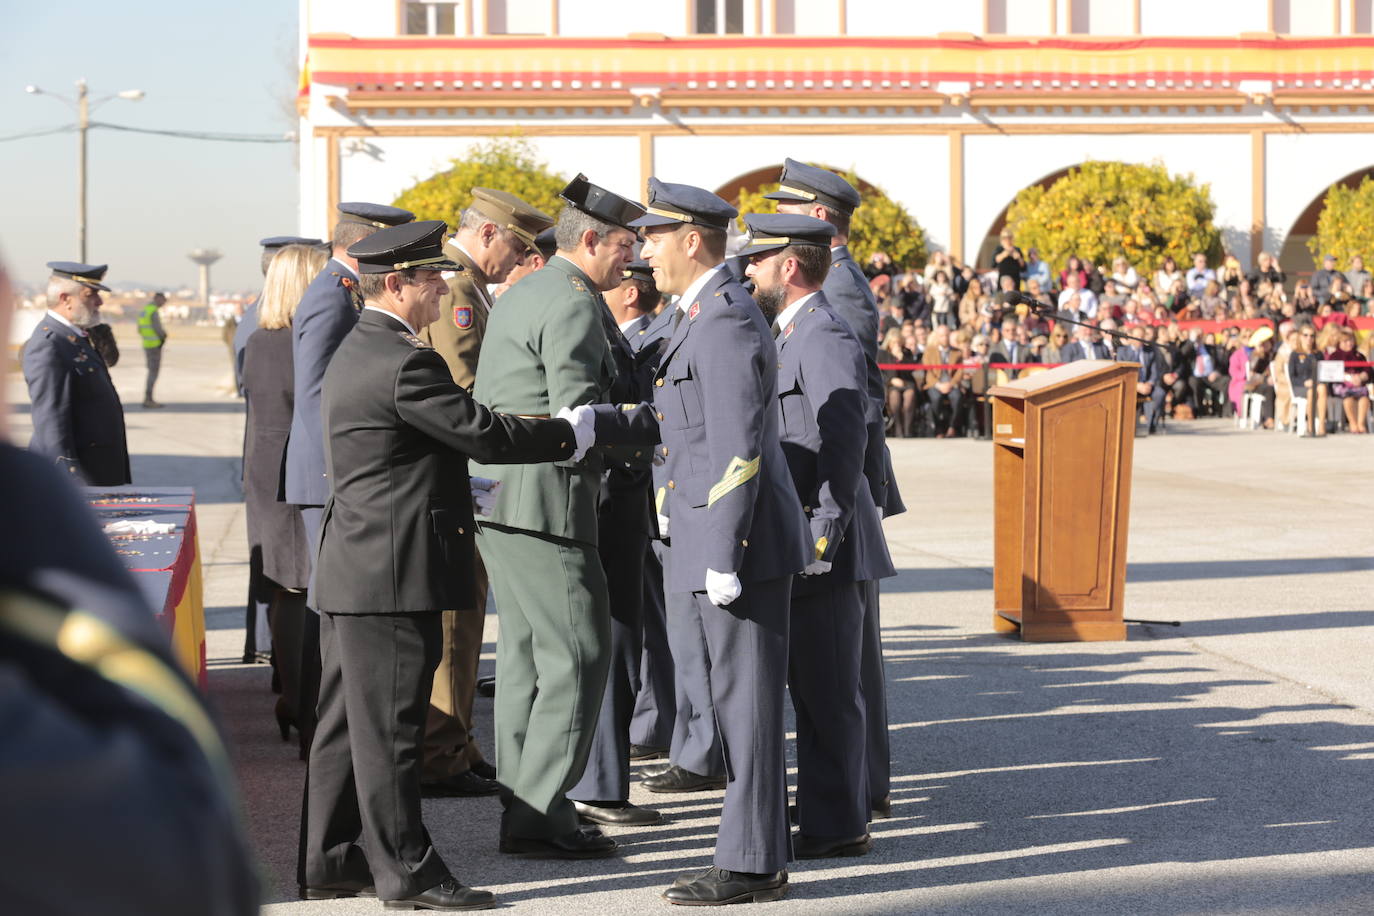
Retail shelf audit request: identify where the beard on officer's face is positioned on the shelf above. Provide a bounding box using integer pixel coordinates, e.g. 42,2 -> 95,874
754,282 -> 786,327
69,295 -> 100,329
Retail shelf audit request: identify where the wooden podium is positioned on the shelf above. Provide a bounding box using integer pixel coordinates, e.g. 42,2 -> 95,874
988,360 -> 1137,641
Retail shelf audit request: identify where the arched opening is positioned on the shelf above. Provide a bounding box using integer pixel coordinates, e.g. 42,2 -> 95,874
1278,165 -> 1374,283
974,166 -> 1075,271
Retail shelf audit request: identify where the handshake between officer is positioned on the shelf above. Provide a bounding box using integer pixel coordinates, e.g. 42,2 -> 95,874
298,219 -> 599,912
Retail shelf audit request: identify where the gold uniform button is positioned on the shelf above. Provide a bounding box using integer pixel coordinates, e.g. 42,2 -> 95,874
655,378 -> 664,387
457,527 -> 465,535
661,446 -> 669,455
656,411 -> 665,421
561,442 -> 568,448
741,539 -> 749,547
634,450 -> 642,457
667,480 -> 676,489
803,505 -> 811,513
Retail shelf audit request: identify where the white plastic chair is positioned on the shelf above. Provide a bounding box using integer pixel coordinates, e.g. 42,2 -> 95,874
1240,393 -> 1266,430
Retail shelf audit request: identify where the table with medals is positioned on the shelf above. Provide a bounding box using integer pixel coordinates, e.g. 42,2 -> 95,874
86,486 -> 208,688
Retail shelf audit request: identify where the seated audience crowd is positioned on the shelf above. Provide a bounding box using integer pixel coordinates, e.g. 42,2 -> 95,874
861,238 -> 1373,437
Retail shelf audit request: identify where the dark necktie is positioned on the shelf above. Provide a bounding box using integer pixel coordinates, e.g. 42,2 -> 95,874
674,307 -> 685,330
772,322 -> 783,340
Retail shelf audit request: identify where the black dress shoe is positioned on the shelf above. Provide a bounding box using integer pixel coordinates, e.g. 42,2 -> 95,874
469,759 -> 497,780
300,880 -> 377,899
871,795 -> 893,819
663,866 -> 787,905
500,825 -> 617,859
383,876 -> 495,911
639,761 -> 675,778
794,832 -> 872,859
573,799 -> 664,826
475,676 -> 496,698
421,770 -> 500,798
630,743 -> 668,760
643,764 -> 727,794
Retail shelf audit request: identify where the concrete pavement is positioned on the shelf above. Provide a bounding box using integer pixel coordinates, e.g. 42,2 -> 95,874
7,327 -> 1374,915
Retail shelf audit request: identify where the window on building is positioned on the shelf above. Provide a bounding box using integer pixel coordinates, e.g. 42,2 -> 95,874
487,0 -> 551,34
1272,0 -> 1337,33
986,0 -> 1053,33
1357,0 -> 1374,33
404,0 -> 462,35
695,0 -> 744,34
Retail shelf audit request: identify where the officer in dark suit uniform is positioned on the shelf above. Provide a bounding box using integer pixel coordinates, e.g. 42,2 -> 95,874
0,257 -> 257,912
741,213 -> 896,858
568,259 -> 662,826
608,179 -> 811,905
300,220 -> 592,909
79,264 -> 121,369
767,159 -> 904,819
22,261 -> 130,485
285,204 -> 412,753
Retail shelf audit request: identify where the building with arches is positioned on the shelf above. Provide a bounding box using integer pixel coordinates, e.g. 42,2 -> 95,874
298,0 -> 1374,280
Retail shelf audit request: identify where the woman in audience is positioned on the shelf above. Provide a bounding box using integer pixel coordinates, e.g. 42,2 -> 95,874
928,269 -> 956,329
1043,325 -> 1071,364
964,332 -> 994,436
1111,256 -> 1139,290
1219,252 -> 1245,293
241,242 -> 327,755
881,328 -> 919,438
1242,327 -> 1278,428
1292,279 -> 1316,314
1326,328 -> 1371,434
1060,254 -> 1089,292
1154,255 -> 1183,296
1289,325 -> 1322,436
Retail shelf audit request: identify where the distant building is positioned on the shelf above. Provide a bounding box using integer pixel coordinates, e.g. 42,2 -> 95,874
297,0 -> 1374,278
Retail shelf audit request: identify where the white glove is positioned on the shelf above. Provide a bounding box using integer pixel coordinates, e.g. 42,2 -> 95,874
656,513 -> 670,538
470,477 -> 501,518
556,404 -> 596,462
802,559 -> 832,576
705,568 -> 742,607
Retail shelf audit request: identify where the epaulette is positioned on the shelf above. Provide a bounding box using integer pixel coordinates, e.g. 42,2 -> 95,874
399,331 -> 430,349
567,274 -> 589,294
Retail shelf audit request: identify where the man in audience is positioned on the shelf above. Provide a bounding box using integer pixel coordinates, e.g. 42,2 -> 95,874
1186,253 -> 1215,298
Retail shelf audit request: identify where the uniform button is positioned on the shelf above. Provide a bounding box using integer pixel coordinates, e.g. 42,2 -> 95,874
561,441 -> 568,448
457,527 -> 465,535
661,446 -> 669,455
803,505 -> 811,512
656,411 -> 664,421
655,378 -> 664,387
634,450 -> 642,457
667,480 -> 676,489
741,539 -> 749,547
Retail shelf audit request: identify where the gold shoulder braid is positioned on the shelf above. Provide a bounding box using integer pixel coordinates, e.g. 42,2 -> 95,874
0,590 -> 236,798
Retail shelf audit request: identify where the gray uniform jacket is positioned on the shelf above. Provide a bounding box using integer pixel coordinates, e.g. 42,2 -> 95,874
823,245 -> 905,518
601,270 -> 809,593
313,310 -> 574,614
232,298 -> 258,395
22,314 -> 130,486
776,295 -> 896,593
286,260 -> 361,507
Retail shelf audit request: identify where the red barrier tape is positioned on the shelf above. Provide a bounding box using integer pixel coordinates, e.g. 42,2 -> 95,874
878,362 -> 1065,371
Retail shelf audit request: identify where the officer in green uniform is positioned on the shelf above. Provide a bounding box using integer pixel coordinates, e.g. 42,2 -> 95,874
137,292 -> 168,408
417,188 -> 554,798
470,174 -> 643,859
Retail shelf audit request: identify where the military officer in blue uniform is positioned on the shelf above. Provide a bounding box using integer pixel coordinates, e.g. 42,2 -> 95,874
606,179 -> 810,905
567,257 -> 664,827
22,261 -> 130,486
470,175 -> 643,859
234,236 -> 323,394
741,213 -> 896,858
613,263 -> 679,759
300,220 -> 592,910
767,159 -> 903,818
285,203 -> 413,754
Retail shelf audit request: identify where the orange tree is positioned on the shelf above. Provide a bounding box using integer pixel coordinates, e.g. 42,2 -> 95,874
1307,174 -> 1374,269
735,167 -> 928,270
391,137 -> 567,226
1005,160 -> 1221,273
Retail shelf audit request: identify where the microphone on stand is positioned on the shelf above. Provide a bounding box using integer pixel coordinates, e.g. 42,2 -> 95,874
1002,290 -> 1156,353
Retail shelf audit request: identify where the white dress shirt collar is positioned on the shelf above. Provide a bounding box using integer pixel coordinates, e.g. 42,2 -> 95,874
329,257 -> 359,281
46,310 -> 87,337
775,291 -> 820,336
363,304 -> 417,335
676,264 -> 724,313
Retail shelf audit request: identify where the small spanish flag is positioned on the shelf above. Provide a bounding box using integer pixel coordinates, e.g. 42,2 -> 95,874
298,54 -> 311,97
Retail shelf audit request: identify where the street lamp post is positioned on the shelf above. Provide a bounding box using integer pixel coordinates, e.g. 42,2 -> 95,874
26,79 -> 144,262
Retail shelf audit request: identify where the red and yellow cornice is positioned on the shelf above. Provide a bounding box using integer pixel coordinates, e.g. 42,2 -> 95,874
304,33 -> 1374,110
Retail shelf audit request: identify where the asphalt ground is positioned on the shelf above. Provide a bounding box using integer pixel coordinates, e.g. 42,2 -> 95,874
7,327 -> 1374,915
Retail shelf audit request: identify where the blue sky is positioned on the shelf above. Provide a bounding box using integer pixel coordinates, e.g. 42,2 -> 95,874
2,0 -> 299,292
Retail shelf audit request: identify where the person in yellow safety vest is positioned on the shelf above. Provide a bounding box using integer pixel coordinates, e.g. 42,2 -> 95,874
137,292 -> 168,408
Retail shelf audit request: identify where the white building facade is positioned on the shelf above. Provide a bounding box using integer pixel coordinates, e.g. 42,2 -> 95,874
298,0 -> 1374,277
